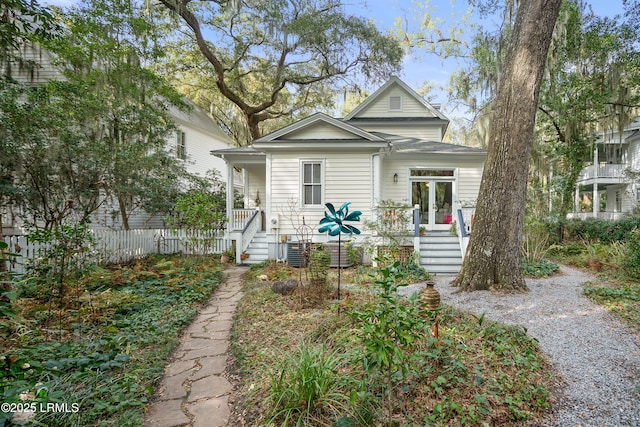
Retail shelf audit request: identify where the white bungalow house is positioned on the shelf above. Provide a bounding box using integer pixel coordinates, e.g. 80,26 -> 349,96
1,41 -> 240,233
570,117 -> 640,220
212,77 -> 486,273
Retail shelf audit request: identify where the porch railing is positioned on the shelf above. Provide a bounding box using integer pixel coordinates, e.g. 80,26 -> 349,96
231,209 -> 257,231
227,209 -> 261,263
578,163 -> 626,181
457,207 -> 475,258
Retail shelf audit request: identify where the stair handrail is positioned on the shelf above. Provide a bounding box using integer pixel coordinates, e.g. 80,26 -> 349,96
238,210 -> 261,260
457,207 -> 475,259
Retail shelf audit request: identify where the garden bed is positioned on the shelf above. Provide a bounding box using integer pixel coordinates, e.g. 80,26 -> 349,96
0,255 -> 224,426
228,261 -> 554,426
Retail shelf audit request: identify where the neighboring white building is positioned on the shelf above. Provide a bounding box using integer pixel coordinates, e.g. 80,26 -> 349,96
1,41 -> 240,233
570,118 -> 640,220
90,100 -> 240,230
212,77 -> 486,273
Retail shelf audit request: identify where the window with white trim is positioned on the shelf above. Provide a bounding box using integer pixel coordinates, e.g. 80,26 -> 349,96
389,95 -> 402,111
302,161 -> 323,205
176,131 -> 186,160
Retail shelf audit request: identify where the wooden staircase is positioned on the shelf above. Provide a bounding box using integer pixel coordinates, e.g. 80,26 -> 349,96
419,231 -> 463,274
241,231 -> 268,264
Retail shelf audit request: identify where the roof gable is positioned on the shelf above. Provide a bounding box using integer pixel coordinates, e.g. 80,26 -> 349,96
254,112 -> 384,142
344,77 -> 447,121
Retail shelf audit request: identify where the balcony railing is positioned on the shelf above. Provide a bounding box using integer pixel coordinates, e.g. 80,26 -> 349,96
578,163 -> 626,181
567,212 -> 625,221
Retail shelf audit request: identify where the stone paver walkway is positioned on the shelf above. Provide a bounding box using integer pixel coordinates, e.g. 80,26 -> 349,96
144,266 -> 246,427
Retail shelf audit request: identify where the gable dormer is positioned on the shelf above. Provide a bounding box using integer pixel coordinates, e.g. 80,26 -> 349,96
344,77 -> 449,141
252,112 -> 388,150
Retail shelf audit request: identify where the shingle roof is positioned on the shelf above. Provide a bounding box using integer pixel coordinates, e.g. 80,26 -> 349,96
373,133 -> 486,155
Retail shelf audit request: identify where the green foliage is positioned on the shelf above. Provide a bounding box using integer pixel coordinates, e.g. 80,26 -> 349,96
157,0 -> 403,143
1,0 -> 193,230
522,217 -> 552,263
267,342 -> 351,426
234,259 -> 552,426
19,222 -> 94,300
1,255 -> 223,426
346,262 -> 430,420
0,0 -> 58,74
307,243 -> 331,284
584,282 -> 640,326
622,228 -> 640,280
564,217 -> 640,243
165,191 -> 227,254
521,258 -> 560,277
165,174 -> 227,255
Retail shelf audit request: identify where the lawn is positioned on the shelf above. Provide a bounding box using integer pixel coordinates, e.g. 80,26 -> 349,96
1,254 -> 224,426
228,260 -> 555,426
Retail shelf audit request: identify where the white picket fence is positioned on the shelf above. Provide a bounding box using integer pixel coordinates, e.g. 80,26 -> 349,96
2,228 -> 228,275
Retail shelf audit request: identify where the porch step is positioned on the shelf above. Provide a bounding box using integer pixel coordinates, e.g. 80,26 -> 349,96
419,232 -> 462,274
242,232 -> 268,264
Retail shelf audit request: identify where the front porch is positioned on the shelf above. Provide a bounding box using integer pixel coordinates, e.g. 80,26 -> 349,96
226,206 -> 475,274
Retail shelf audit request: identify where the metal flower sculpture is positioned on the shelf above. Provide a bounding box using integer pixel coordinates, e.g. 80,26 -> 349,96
318,202 -> 361,299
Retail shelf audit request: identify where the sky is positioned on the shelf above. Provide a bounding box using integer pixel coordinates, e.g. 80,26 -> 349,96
43,0 -> 627,122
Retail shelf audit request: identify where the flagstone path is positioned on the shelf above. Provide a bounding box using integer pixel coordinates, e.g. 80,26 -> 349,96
144,266 -> 246,427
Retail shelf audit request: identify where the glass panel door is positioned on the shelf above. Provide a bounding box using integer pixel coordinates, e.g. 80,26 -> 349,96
412,179 -> 453,230
434,181 -> 453,227
411,181 -> 430,225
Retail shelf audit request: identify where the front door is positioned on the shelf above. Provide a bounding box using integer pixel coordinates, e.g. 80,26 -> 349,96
410,170 -> 454,231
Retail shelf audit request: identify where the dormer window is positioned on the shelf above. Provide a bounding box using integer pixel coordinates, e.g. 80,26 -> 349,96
389,95 -> 402,111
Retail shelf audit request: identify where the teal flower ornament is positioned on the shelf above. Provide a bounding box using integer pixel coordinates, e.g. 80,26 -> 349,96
318,202 -> 361,236
319,202 -> 361,301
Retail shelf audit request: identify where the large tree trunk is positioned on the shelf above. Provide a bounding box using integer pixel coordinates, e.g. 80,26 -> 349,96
452,0 -> 562,292
0,212 -> 6,273
118,195 -> 130,231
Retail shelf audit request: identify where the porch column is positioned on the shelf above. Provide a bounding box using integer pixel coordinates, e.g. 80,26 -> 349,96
593,182 -> 599,218
226,160 -> 234,243
372,153 -> 382,220
592,147 -> 599,218
574,186 -> 579,214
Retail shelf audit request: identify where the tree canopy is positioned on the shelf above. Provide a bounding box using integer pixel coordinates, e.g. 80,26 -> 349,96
1,0 -> 194,231
155,0 -> 404,144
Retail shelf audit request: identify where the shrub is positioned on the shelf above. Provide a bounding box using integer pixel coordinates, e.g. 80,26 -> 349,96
521,258 -> 560,277
347,262 -> 430,419
565,216 -> 640,243
623,229 -> 640,280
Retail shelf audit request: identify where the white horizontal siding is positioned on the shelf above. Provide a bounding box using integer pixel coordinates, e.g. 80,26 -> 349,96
381,156 -> 484,206
457,167 -> 483,202
630,139 -> 640,171
285,122 -> 362,139
269,152 -> 373,237
176,124 -> 230,179
357,87 -> 434,118
4,43 -> 63,82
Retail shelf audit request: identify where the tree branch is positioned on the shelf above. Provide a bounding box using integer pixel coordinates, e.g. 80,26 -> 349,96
538,105 -> 565,143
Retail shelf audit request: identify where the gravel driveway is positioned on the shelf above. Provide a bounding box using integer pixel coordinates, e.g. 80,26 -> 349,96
400,265 -> 640,427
